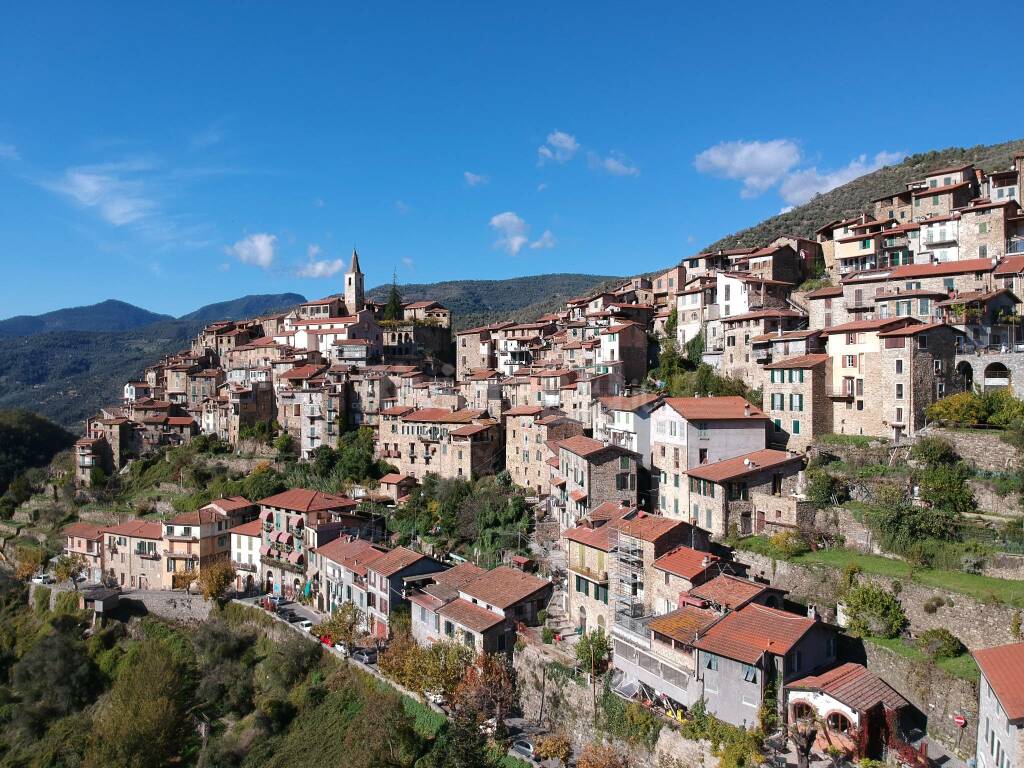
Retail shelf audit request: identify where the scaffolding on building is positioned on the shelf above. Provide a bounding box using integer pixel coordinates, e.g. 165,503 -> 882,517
609,526 -> 650,642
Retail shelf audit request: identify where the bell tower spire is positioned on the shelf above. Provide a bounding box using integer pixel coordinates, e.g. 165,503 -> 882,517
344,247 -> 365,313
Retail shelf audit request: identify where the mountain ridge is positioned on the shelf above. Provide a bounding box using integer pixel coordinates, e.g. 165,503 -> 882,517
0,299 -> 173,339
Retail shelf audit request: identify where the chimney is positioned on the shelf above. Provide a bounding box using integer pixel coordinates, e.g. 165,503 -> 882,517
744,403 -> 751,417
975,168 -> 985,185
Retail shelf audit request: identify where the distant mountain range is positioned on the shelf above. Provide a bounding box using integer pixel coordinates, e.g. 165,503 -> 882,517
0,299 -> 173,339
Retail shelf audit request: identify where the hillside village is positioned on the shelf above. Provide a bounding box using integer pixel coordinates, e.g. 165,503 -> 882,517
15,155 -> 1024,768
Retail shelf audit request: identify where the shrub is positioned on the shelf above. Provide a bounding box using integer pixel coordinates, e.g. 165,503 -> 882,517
769,529 -> 810,558
927,392 -> 985,426
922,596 -> 945,614
844,584 -> 907,639
911,437 -> 958,467
916,628 -> 965,660
918,462 -> 976,517
804,470 -> 849,508
542,627 -> 555,644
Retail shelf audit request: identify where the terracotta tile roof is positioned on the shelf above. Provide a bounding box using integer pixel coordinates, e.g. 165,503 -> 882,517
611,511 -> 688,543
380,406 -> 415,417
888,257 -> 995,279
315,536 -> 379,565
403,408 -> 484,424
433,562 -> 488,590
63,522 -> 104,540
695,603 -> 818,664
804,285 -> 843,299
368,546 -> 430,577
103,519 -> 163,540
879,322 -> 963,337
258,488 -> 358,513
911,180 -> 972,197
686,449 -> 803,484
721,309 -> 802,324
787,662 -> 909,713
995,255 -> 1024,276
763,353 -> 829,370
661,396 -> 767,421
564,525 -> 612,552
653,546 -> 720,580
378,473 -> 413,485
438,598 -> 505,632
229,519 -> 264,537
169,506 -> 221,525
751,329 -> 822,343
973,642 -> 1024,721
461,566 -> 550,609
589,501 -> 633,522
569,489 -> 588,503
691,574 -> 773,610
559,435 -> 614,458
469,369 -> 501,381
503,405 -> 545,417
450,423 -> 495,437
341,545 -> 386,577
648,605 -> 719,645
281,364 -> 328,380
819,317 -> 918,335
206,496 -> 255,513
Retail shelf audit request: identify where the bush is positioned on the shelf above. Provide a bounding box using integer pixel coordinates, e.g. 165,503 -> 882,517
804,470 -> 849,508
918,462 -> 976,517
769,530 -> 809,558
916,628 -> 965,660
927,392 -> 986,426
542,627 -> 555,644
911,437 -> 958,467
844,584 -> 907,639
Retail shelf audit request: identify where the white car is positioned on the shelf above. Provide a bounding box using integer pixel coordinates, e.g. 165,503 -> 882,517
30,573 -> 55,585
297,619 -> 314,633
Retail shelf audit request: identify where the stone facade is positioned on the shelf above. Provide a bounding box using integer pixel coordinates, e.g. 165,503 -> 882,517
504,408 -> 584,496
765,356 -> 831,452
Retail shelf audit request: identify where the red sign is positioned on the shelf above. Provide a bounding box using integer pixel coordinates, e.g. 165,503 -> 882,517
953,714 -> 967,728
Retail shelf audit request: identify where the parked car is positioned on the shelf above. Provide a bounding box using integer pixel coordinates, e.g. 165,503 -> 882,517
297,619 -> 314,633
30,573 -> 55,585
351,647 -> 378,665
425,690 -> 445,705
333,641 -> 350,657
511,740 -> 536,761
278,609 -> 296,621
269,595 -> 287,607
285,613 -> 304,624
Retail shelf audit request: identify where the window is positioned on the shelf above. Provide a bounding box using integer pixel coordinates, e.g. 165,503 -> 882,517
895,407 -> 904,423
705,654 -> 718,671
774,418 -> 782,432
895,383 -> 904,400
742,664 -> 758,683
979,245 -> 988,259
792,420 -> 801,435
980,222 -> 989,234
789,393 -> 803,411
918,334 -> 928,349
895,359 -> 904,374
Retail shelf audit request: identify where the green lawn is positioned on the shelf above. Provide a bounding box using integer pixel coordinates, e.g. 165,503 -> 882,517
863,636 -> 979,683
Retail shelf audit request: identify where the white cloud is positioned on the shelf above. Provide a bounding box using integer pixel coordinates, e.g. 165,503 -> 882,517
694,139 -> 801,198
464,171 -> 488,187
779,151 -> 905,206
0,143 -> 18,160
307,243 -> 321,258
44,160 -> 158,226
779,205 -> 794,214
401,256 -> 415,270
226,232 -> 276,269
530,230 -> 557,250
537,130 -> 579,165
589,151 -> 639,177
489,211 -> 530,255
313,197 -> 325,208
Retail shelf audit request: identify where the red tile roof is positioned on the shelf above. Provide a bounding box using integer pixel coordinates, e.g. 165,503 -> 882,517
368,546 -> 431,577
432,562 -> 488,590
438,598 -> 504,632
258,489 -> 358,513
662,396 -> 767,421
564,525 -> 612,551
169,506 -> 221,525
878,322 -> 963,338
888,257 -> 995,279
598,393 -> 661,412
819,317 -> 917,335
911,180 -> 972,197
569,489 -> 588,503
403,408 -> 484,424
611,511 -> 688,543
450,423 -> 495,437
461,565 -> 550,609
653,546 -> 720,580
379,473 -> 413,485
229,519 -> 264,537
103,519 -> 163,540
315,536 -> 379,565
787,662 -> 909,713
973,642 -> 1024,720
281,364 -> 328,380
695,603 -> 818,664
686,449 -> 803,484
559,435 -> 615,458
691,574 -> 773,610
764,354 -> 830,370
63,522 -> 104,540
206,496 -> 254,513
995,255 -> 1024,276
648,605 -> 719,645
503,405 -> 545,417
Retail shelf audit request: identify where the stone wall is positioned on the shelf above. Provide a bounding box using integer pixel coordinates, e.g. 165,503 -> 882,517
734,551 -> 1021,650
981,552 -> 1024,581
121,589 -> 214,623
513,642 -> 718,768
923,427 -> 1021,472
862,641 -> 978,757
969,479 -> 1023,518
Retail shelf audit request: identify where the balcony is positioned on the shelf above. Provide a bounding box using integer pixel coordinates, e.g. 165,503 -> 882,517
826,385 -> 855,400
137,550 -> 161,561
568,562 -> 609,584
232,559 -> 257,573
163,549 -> 197,560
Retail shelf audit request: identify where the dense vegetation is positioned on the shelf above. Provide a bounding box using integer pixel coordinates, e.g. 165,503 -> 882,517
704,139 -> 1024,252
0,578 -> 518,768
0,299 -> 173,339
0,293 -> 305,428
0,410 -> 75,498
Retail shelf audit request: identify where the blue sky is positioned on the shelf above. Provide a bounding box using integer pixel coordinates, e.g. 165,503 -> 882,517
1,3 -> 1021,317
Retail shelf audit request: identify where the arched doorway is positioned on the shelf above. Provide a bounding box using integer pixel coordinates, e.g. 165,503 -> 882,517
245,574 -> 255,595
266,571 -> 276,594
791,701 -> 815,722
984,362 -> 1011,391
578,606 -> 587,633
826,712 -> 853,735
597,615 -> 606,633
956,361 -> 974,391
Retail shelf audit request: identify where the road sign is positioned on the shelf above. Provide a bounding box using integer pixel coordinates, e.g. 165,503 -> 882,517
954,714 -> 967,728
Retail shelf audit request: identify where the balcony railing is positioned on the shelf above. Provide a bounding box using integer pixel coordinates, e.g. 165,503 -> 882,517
568,562 -> 609,584
232,559 -> 258,573
826,385 -> 855,400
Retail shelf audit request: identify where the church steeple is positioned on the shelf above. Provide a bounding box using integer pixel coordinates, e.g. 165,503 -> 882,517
344,247 -> 365,314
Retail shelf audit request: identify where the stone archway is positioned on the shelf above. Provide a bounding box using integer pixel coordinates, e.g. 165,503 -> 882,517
265,571 -> 276,594
577,606 -> 587,632
984,362 -> 1011,390
956,361 -> 974,391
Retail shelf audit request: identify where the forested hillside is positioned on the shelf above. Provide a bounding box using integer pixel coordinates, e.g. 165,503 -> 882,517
0,299 -> 172,339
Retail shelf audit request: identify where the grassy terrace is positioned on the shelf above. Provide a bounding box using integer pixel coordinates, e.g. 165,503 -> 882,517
735,538 -> 1024,608
864,636 -> 980,683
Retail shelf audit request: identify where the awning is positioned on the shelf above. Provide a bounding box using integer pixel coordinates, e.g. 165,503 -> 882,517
274,530 -> 292,544
289,515 -> 304,528
259,509 -> 273,521
260,544 -> 271,556
288,550 -> 304,564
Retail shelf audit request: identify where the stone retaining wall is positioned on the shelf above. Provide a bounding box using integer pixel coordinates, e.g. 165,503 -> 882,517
862,641 -> 978,757
734,551 -> 1021,650
924,427 -> 1021,472
968,479 -> 1022,518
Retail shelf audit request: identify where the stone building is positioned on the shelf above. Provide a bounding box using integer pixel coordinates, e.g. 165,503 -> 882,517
62,522 -> 106,583
972,642 -> 1024,768
503,406 -> 583,496
551,435 -> 639,529
764,353 -> 831,452
377,406 -> 502,481
102,519 -> 164,590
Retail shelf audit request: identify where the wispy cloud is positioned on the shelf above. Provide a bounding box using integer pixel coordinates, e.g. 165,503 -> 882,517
190,120 -> 227,149
464,171 -> 488,187
402,256 -> 415,270
295,243 -> 346,277
0,143 -> 18,161
537,130 -> 579,165
695,139 -> 801,198
490,212 -> 530,255
588,150 -> 639,177
226,232 -> 276,269
530,230 -> 557,250
779,151 -> 904,206
537,183 -> 548,192
313,197 -> 325,208
395,200 -> 411,215
43,159 -> 159,226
